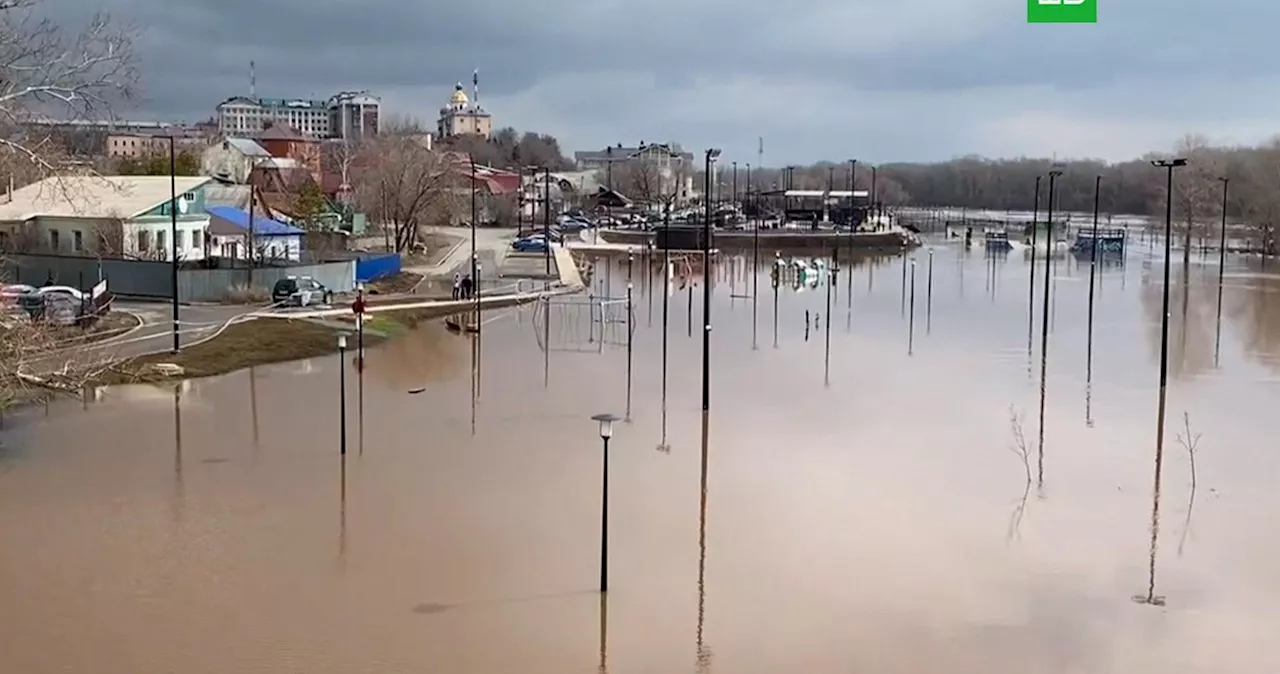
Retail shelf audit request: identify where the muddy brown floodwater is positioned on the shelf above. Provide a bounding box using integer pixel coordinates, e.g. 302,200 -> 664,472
3,241 -> 1280,673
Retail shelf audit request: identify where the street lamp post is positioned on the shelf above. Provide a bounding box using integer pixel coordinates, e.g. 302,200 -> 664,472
1141,157 -> 1186,606
625,282 -> 633,421
1214,176 -> 1229,367
1087,175 -> 1102,393
748,162 -> 758,349
701,148 -> 720,492
168,136 -> 180,353
870,166 -> 878,223
1028,175 -> 1043,358
732,161 -> 738,207
1036,167 -> 1063,489
544,167 -> 552,276
591,412 -> 620,593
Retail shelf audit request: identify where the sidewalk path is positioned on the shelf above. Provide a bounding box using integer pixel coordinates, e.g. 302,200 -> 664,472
405,227 -> 519,278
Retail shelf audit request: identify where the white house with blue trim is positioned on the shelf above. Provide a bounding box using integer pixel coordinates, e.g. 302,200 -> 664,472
0,175 -> 215,261
206,206 -> 304,262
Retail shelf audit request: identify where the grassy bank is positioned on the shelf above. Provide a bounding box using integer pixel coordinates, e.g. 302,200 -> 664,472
96,297 -> 535,384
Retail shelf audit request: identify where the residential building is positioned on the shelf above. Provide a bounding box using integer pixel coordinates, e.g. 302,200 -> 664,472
201,137 -> 272,184
216,92 -> 382,141
573,142 -> 695,205
437,82 -> 491,140
0,175 -> 215,261
328,91 -> 380,141
106,126 -> 209,158
206,206 -> 303,262
20,119 -> 209,157
257,124 -> 321,182
247,161 -> 339,229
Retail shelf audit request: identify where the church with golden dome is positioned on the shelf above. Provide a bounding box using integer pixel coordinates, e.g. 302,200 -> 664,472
437,72 -> 492,140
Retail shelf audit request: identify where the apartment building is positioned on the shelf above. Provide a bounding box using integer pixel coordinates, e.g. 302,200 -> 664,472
216,91 -> 381,141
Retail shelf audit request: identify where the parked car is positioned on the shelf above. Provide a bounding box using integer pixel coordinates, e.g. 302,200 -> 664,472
556,219 -> 589,233
511,236 -> 551,253
1,283 -> 35,307
272,276 -> 333,307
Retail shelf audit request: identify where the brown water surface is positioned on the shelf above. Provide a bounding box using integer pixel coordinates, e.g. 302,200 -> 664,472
3,241 -> 1280,673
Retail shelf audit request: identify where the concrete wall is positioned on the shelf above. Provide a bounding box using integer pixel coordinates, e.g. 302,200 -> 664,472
3,254 -> 355,302
177,260 -> 354,301
2,253 -> 172,297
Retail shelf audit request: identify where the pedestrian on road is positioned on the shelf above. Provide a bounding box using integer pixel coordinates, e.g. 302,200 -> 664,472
452,273 -> 461,300
461,274 -> 473,299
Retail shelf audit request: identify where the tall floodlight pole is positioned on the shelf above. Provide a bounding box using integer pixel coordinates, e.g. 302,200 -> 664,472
1140,157 -> 1186,607
1028,175 -> 1043,359
1036,167 -> 1062,490
1214,176 -> 1229,367
544,167 -> 552,277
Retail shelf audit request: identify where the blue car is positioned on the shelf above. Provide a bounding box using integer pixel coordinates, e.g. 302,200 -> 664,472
512,236 -> 550,252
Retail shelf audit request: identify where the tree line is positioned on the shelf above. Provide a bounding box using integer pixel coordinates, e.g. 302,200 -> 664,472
687,135 -> 1278,251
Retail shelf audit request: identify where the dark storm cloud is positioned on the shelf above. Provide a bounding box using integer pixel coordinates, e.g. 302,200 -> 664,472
41,0 -> 1280,159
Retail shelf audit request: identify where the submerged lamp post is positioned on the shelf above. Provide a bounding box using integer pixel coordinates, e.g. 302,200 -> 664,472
701,148 -> 721,489
1214,175 -> 1229,367
591,412 -> 621,593
337,334 -> 348,457
1140,156 -> 1187,607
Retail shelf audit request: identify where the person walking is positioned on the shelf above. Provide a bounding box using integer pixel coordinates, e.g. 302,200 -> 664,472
452,273 -> 461,300
461,274 -> 473,299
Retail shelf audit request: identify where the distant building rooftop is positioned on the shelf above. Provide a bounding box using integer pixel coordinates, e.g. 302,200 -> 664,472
0,175 -> 213,221
207,206 -> 303,236
223,137 -> 271,157
218,96 -> 329,110
575,143 -> 694,167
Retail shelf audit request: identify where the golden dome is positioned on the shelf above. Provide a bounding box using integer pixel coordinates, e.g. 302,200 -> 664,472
450,84 -> 468,105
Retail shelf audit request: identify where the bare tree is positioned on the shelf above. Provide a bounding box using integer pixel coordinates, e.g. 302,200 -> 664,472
1006,405 -> 1033,541
85,215 -> 124,257
1175,412 -> 1203,557
351,135 -> 459,252
321,137 -> 360,209
0,0 -> 138,186
604,158 -> 663,204
1234,140 -> 1280,256
1,1 -> 138,413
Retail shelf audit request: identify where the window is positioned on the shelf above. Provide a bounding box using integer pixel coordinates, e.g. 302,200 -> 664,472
138,230 -> 151,252
191,229 -> 202,249
73,230 -> 83,251
156,229 -> 166,254
183,191 -> 195,201
49,229 -> 60,250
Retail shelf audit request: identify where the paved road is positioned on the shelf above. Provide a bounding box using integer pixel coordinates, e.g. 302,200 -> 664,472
64,303 -> 260,363
407,227 -> 521,278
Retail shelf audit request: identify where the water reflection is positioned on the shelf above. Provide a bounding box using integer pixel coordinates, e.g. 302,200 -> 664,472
4,241 -> 1280,672
695,459 -> 712,673
172,383 -> 184,524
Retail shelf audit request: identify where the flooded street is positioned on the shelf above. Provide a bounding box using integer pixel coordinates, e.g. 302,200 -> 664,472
3,239 -> 1280,673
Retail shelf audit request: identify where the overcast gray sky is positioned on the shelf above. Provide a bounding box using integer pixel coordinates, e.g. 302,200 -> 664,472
79,0 -> 1277,164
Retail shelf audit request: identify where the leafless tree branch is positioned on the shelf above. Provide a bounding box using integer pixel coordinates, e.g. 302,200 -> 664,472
1176,412 -> 1203,557
1006,404 -> 1032,542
